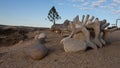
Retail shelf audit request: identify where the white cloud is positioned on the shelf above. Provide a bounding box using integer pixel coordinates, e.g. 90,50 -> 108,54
100,4 -> 117,9
73,4 -> 79,7
72,0 -> 84,2
92,3 -> 100,7
113,0 -> 120,3
100,6 -> 111,9
92,0 -> 106,7
97,0 -> 106,3
79,7 -> 93,10
73,4 -> 93,10
58,3 -> 64,5
112,10 -> 120,14
71,0 -> 120,14
111,3 -> 117,7
82,2 -> 89,7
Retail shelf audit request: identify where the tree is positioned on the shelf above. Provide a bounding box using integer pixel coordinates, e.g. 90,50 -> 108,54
47,6 -> 61,25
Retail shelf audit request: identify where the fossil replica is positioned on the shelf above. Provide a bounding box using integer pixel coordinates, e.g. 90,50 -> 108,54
60,36 -> 87,52
50,20 -> 71,36
61,14 -> 118,52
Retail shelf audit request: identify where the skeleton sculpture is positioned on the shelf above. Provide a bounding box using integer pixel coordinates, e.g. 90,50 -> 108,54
61,14 -> 115,52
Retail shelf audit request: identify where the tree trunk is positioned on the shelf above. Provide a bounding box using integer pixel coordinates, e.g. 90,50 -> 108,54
53,19 -> 55,25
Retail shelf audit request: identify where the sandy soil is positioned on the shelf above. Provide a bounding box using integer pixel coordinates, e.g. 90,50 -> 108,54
0,25 -> 120,68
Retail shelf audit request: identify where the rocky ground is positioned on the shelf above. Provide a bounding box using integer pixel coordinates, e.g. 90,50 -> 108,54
0,25 -> 120,68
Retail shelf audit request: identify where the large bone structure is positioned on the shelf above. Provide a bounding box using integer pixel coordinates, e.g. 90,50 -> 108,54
68,14 -> 112,48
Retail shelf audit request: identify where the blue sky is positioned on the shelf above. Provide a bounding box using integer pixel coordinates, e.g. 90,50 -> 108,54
0,0 -> 120,27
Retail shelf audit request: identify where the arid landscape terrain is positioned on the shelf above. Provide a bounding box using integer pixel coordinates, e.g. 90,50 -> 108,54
1,0 -> 120,68
0,25 -> 120,68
